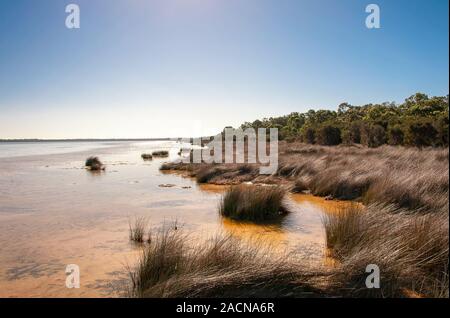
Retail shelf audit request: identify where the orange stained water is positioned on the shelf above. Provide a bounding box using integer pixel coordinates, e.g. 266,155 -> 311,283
0,141 -> 354,297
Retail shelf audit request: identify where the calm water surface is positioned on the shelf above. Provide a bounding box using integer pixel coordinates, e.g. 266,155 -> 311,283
0,141 -> 353,297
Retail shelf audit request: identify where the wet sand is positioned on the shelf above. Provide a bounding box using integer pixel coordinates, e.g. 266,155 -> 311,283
0,141 -> 354,297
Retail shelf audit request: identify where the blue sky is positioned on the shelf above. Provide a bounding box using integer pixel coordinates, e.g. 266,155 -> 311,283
0,0 -> 448,139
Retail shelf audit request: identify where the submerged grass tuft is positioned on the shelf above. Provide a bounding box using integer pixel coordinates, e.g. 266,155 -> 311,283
85,156 -> 104,171
129,216 -> 148,243
141,154 -> 153,160
152,150 -> 169,157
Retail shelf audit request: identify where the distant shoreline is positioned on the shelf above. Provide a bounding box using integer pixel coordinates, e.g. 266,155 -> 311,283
0,138 -> 173,143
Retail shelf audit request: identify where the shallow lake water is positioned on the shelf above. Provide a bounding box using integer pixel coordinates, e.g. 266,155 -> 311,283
0,141 -> 354,297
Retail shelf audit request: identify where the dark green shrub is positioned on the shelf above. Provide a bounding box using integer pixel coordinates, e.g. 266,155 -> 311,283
303,127 -> 316,144
316,126 -> 342,146
361,124 -> 386,148
405,120 -> 438,147
388,126 -> 404,146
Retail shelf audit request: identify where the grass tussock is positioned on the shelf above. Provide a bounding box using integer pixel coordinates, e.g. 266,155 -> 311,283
195,164 -> 258,184
85,156 -> 104,171
279,144 -> 449,210
160,162 -> 258,185
128,227 -> 327,298
323,204 -> 449,297
292,177 -> 310,193
152,150 -> 169,157
129,216 -> 148,243
141,154 -> 153,160
219,185 -> 289,222
160,143 -> 448,211
196,166 -> 226,183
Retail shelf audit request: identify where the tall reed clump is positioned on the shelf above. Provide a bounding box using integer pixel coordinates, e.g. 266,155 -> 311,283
128,227 -> 327,298
129,216 -> 148,243
323,204 -> 449,298
219,185 -> 290,222
85,156 -> 105,171
152,150 -> 169,157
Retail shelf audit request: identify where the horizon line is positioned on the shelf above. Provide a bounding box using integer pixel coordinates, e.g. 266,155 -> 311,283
0,138 -> 174,142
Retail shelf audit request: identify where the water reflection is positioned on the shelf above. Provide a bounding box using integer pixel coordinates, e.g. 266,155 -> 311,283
220,217 -> 287,247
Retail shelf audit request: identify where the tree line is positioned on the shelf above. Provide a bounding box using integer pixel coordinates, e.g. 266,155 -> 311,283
240,93 -> 449,147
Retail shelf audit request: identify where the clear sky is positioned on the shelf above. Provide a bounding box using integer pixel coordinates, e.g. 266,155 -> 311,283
0,0 -> 448,139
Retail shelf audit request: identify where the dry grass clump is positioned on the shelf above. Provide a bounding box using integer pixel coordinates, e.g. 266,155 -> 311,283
160,162 -> 258,185
85,156 -> 105,171
196,166 -> 227,183
279,144 -> 449,210
219,185 -> 290,222
160,162 -> 195,172
322,205 -> 364,254
152,150 -> 169,157
128,227 -> 327,298
160,143 -> 448,211
195,164 -> 259,184
141,154 -> 153,160
323,204 -> 449,297
292,177 -> 310,193
129,216 -> 148,243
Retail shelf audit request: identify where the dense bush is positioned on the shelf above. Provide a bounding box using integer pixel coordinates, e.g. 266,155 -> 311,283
360,124 -> 386,148
405,120 -> 439,147
316,125 -> 342,146
240,93 -> 449,148
302,127 -> 316,144
342,122 -> 362,144
388,126 -> 404,146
